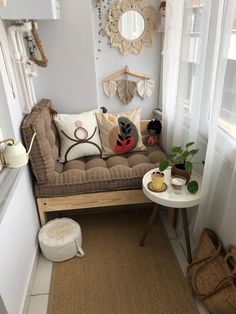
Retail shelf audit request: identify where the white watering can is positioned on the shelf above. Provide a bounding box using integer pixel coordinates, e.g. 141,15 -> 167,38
2,133 -> 36,168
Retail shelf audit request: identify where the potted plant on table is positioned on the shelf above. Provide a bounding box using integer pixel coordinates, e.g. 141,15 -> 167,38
158,141 -> 199,194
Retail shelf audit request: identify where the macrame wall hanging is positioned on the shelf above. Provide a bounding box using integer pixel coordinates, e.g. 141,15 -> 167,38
25,20 -> 48,68
103,66 -> 155,104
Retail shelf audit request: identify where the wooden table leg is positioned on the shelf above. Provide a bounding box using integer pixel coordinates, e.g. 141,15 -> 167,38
173,208 -> 179,229
140,204 -> 159,246
181,208 -> 192,264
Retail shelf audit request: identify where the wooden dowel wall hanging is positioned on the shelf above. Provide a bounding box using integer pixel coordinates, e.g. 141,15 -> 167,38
103,66 -> 155,104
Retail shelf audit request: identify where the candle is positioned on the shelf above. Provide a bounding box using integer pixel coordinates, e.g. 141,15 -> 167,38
171,176 -> 186,196
171,177 -> 185,186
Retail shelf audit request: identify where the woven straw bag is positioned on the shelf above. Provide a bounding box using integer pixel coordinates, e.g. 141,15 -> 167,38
187,229 -> 236,314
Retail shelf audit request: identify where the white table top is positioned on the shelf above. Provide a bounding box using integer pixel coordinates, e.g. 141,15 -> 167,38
142,167 -> 202,208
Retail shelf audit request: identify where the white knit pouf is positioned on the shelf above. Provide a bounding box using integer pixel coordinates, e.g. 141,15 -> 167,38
38,218 -> 85,262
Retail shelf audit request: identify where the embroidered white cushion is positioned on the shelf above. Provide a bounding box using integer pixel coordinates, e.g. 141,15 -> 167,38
54,110 -> 102,162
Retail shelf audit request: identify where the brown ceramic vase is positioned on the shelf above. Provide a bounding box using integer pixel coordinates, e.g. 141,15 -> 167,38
171,164 -> 191,184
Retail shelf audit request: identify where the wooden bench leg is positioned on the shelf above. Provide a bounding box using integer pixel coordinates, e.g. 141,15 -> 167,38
37,199 -> 47,226
140,204 -> 159,246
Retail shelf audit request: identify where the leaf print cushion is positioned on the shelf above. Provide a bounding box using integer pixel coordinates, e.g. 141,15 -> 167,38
96,108 -> 145,157
109,117 -> 139,154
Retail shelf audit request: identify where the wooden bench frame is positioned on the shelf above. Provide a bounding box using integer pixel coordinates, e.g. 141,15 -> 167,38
37,189 -> 152,225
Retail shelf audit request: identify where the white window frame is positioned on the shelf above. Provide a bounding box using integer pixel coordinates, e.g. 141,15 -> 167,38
217,17 -> 236,140
0,21 -> 24,223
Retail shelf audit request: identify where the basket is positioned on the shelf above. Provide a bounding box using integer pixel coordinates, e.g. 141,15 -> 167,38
187,229 -> 236,314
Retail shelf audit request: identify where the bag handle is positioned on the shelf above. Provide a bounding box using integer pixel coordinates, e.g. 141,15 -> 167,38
188,245 -> 236,299
188,229 -> 223,269
195,275 -> 236,299
225,245 -> 236,275
76,247 -> 85,258
74,239 -> 85,258
187,244 -> 222,269
188,246 -> 222,298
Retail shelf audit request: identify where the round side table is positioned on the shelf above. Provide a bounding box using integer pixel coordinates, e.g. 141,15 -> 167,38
140,167 -> 202,263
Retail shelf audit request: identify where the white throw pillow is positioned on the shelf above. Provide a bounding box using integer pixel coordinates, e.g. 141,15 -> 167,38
54,110 -> 102,162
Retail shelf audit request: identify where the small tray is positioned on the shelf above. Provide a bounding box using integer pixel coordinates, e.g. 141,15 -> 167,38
147,182 -> 167,193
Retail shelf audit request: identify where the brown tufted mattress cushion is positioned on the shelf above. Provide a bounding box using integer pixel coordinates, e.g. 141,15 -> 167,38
21,99 -> 60,184
22,99 -> 166,198
34,146 -> 165,197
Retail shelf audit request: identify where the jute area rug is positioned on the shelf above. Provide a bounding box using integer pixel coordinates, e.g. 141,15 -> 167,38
48,208 -> 198,314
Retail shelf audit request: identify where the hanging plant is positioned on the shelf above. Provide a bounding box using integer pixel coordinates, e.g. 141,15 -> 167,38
93,0 -> 112,60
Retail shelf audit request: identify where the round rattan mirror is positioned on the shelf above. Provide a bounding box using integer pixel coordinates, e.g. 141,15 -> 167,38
118,11 -> 145,41
105,0 -> 157,55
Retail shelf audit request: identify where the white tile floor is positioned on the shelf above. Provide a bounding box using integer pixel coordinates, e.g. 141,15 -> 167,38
26,255 -> 52,314
25,211 -> 209,314
31,256 -> 52,296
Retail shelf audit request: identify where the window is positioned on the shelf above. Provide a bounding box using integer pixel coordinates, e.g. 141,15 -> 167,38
218,14 -> 236,139
0,44 -> 15,172
177,2 -> 202,114
0,21 -> 23,222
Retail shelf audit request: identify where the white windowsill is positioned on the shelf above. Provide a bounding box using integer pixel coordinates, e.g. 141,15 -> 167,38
0,166 -> 24,223
218,119 -> 236,142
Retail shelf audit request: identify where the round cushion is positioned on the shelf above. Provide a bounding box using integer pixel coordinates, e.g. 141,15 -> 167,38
38,218 -> 84,262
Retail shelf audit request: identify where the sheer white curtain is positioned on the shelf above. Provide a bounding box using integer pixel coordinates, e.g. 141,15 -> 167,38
162,0 -> 213,152
162,0 -> 236,246
194,0 -> 236,245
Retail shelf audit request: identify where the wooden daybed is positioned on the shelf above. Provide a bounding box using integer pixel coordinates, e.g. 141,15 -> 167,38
21,99 -> 165,225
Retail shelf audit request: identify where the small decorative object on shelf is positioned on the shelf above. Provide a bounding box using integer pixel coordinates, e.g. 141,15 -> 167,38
145,135 -> 158,146
158,1 -> 166,33
147,119 -> 162,135
144,119 -> 162,146
159,141 -> 199,193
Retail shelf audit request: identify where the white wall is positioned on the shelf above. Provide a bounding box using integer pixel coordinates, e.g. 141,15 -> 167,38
34,0 -> 161,119
0,3 -> 161,312
0,3 -> 161,311
93,0 -> 161,119
0,21 -> 39,314
34,0 -> 98,114
0,170 -> 39,314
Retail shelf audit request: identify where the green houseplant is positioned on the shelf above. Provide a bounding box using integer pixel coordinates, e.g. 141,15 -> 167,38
159,141 -> 199,193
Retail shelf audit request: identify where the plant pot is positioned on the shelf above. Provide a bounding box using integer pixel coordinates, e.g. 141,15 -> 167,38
171,164 -> 191,184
